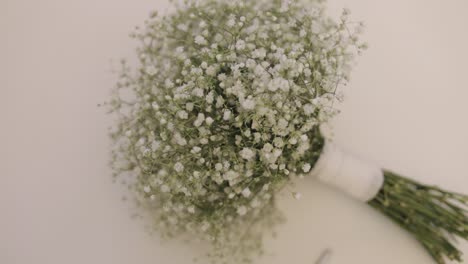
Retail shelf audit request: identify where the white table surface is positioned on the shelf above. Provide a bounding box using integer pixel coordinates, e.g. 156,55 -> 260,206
3,0 -> 468,263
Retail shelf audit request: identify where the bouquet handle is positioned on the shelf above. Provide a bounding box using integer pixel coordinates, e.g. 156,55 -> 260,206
311,140 -> 468,264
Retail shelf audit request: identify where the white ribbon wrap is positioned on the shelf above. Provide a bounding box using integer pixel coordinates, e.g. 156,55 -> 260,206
310,141 -> 384,202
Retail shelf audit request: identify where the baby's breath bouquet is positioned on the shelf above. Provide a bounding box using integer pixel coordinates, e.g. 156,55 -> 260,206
109,0 -> 468,263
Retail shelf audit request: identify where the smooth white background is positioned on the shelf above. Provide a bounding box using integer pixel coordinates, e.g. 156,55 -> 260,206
3,0 -> 468,263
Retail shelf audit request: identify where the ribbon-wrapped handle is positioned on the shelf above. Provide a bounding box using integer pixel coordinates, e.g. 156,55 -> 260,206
310,141 -> 384,202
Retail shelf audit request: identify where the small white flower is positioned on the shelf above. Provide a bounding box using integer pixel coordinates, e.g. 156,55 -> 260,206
289,137 -> 298,145
218,73 -> 227,81
151,141 -> 160,151
192,88 -> 204,97
194,35 -> 207,45
252,48 -> 266,59
273,148 -> 282,158
241,98 -> 256,110
237,205 -> 248,216
223,170 -> 239,181
235,40 -> 246,50
246,59 -> 256,69
205,91 -> 215,104
241,187 -> 251,198
223,109 -> 232,120
268,77 -> 290,92
227,18 -> 236,27
174,162 -> 184,173
186,102 -> 194,111
300,29 -> 307,37
145,66 -> 158,76
187,206 -> 195,213
262,143 -> 274,153
177,24 -> 188,31
216,96 -> 225,108
165,79 -> 174,88
194,113 -> 205,127
177,110 -> 188,119
205,117 -> 214,125
143,185 -> 151,193
277,118 -> 288,129
302,163 -> 311,173
174,133 -> 187,146
206,66 -> 217,76
303,104 -> 314,115
215,163 -> 223,171
273,137 -> 284,148
191,146 -> 202,154
240,148 -> 256,160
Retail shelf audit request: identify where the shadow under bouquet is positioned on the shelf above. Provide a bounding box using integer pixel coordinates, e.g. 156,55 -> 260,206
109,0 -> 468,263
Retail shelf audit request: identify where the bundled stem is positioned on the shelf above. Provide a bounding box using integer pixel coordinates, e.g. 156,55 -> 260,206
369,170 -> 468,264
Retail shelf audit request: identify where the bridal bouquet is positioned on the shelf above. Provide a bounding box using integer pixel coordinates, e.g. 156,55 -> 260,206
109,0 -> 468,263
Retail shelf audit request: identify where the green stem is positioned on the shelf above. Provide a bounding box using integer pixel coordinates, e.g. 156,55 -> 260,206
368,170 -> 468,264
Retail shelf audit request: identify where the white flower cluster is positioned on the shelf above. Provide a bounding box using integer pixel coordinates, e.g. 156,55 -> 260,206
110,0 -> 365,262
